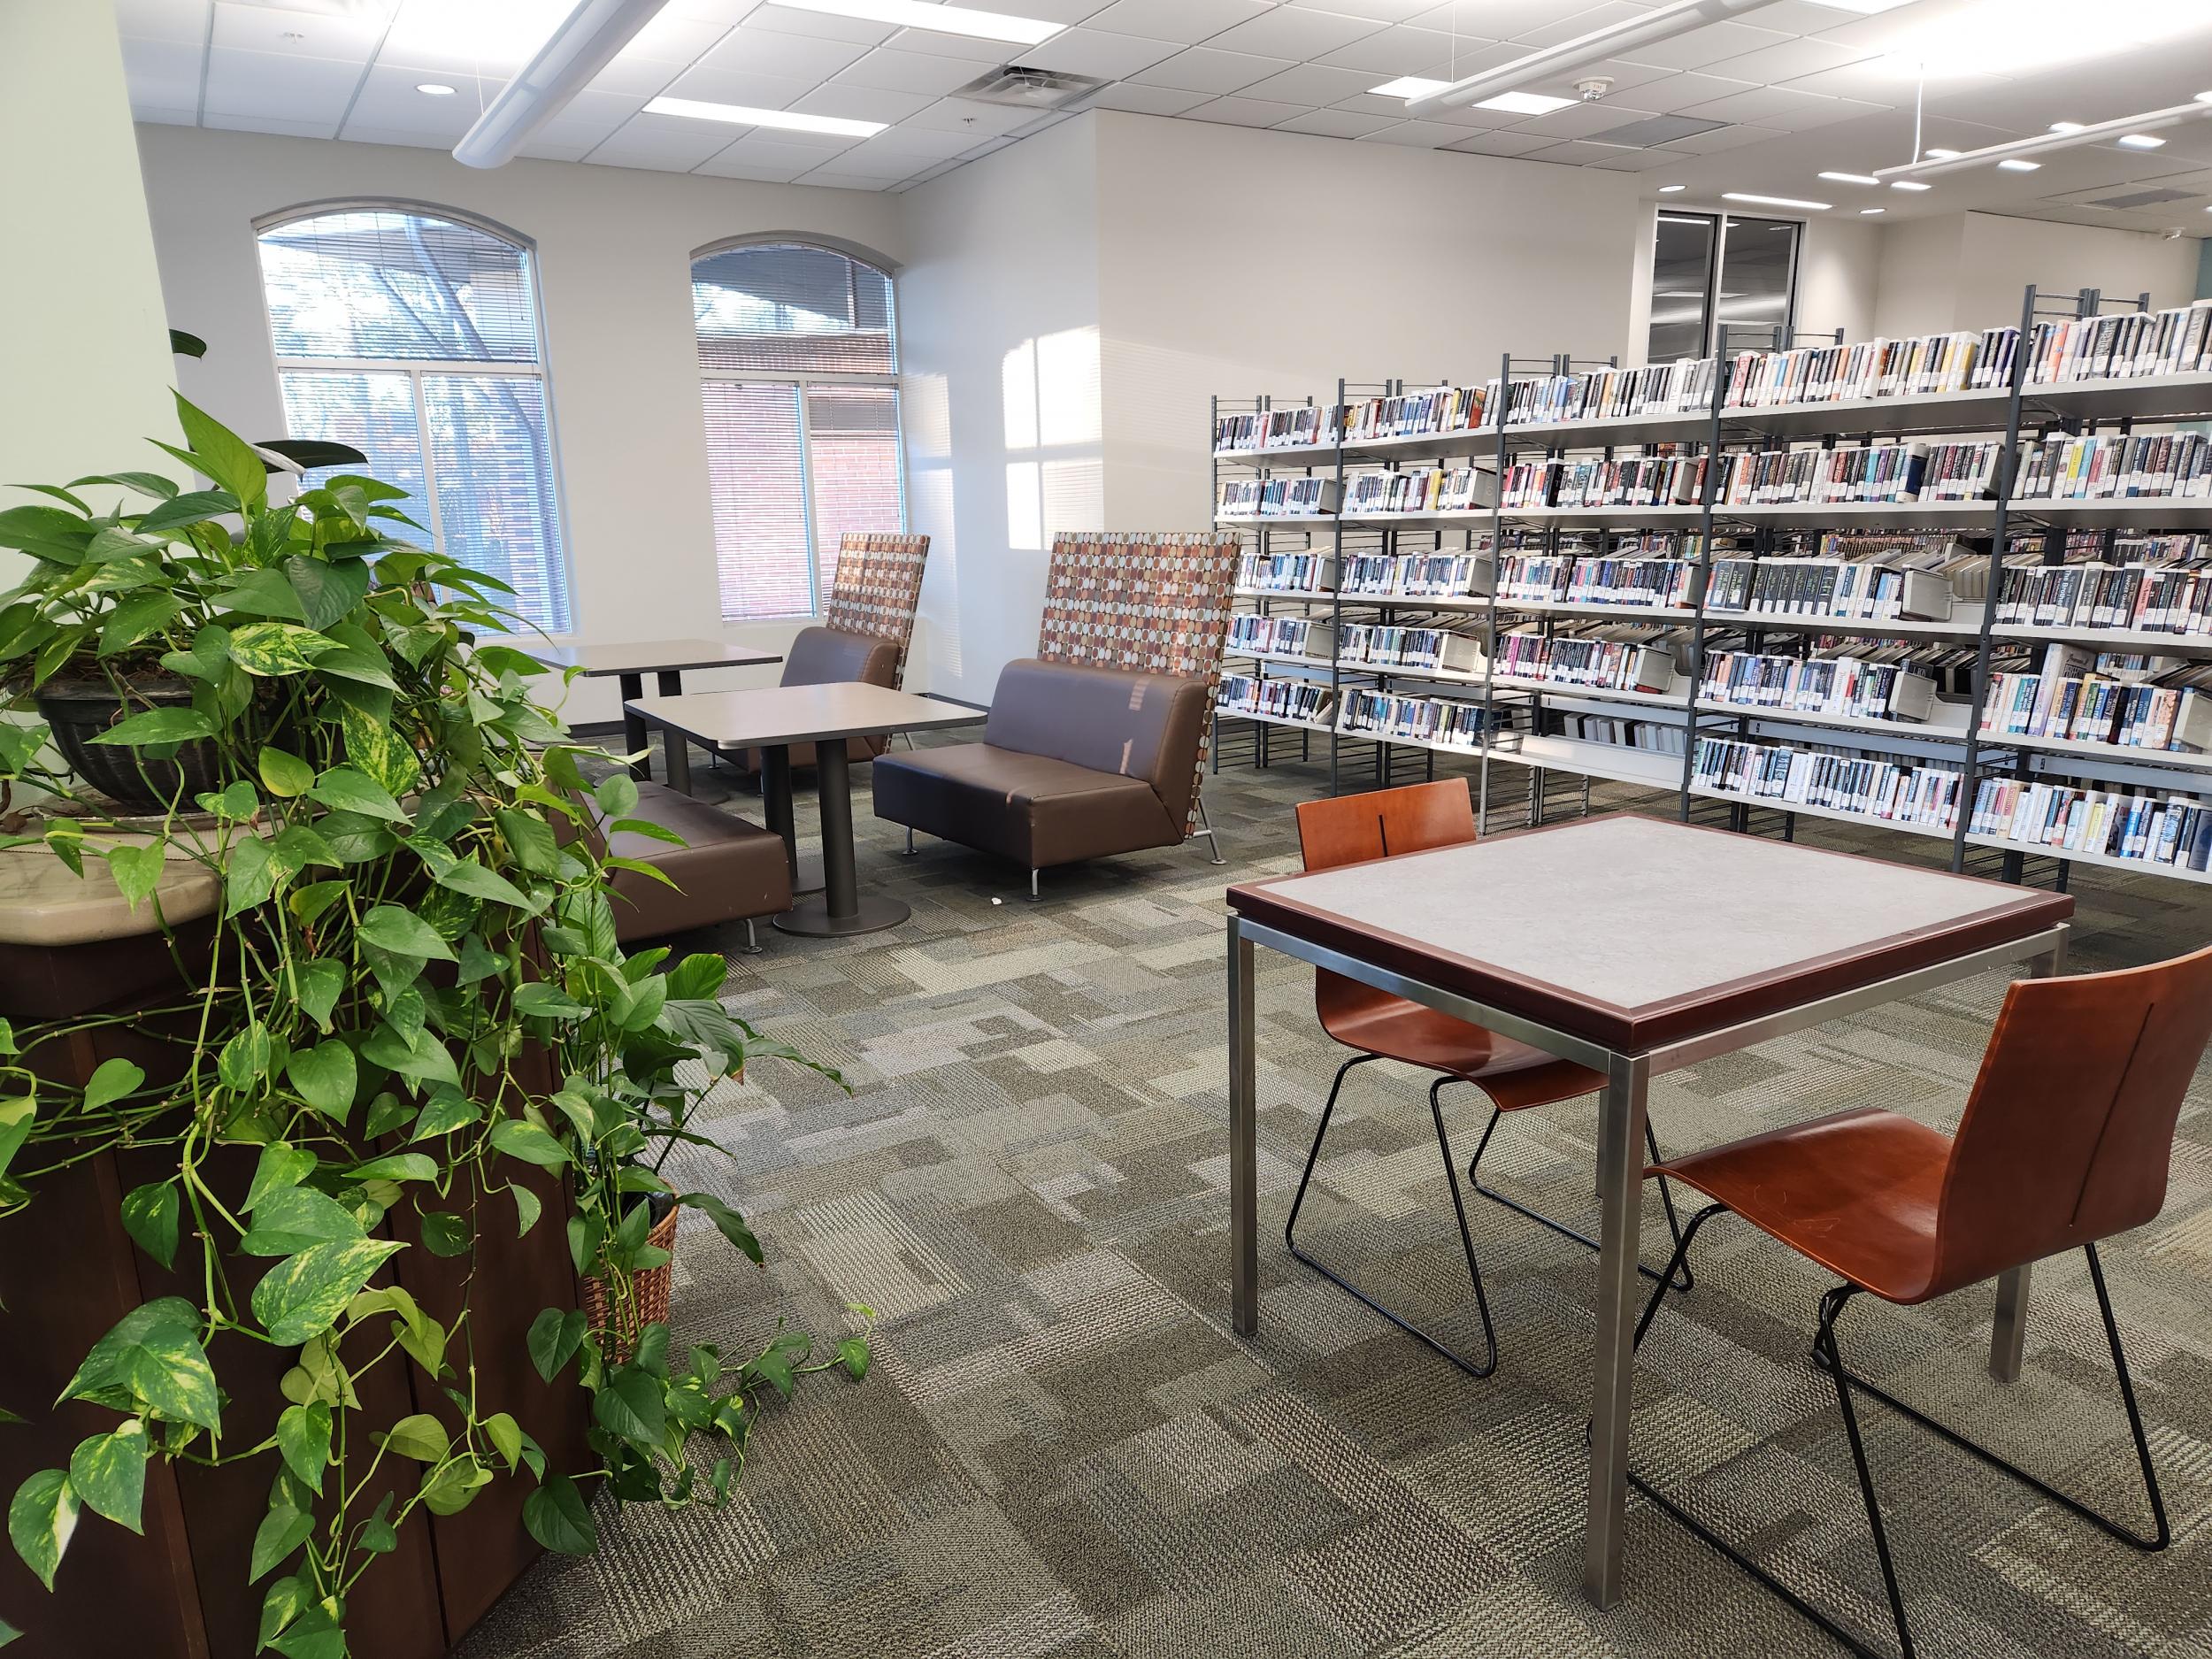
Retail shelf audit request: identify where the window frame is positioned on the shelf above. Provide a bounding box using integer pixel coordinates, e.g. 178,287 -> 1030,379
252,198 -> 578,635
1646,208 -> 1802,360
690,234 -> 908,623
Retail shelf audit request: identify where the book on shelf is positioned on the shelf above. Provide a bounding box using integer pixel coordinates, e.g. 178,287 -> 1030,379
1332,622 -> 1484,674
1236,550 -> 1339,593
1217,674 -> 1332,725
1214,404 -> 1334,454
1335,688 -> 1499,749
1705,555 -> 1955,623
1495,630 -> 1676,694
1497,546 -> 1703,610
1714,440 -> 2006,507
1970,777 -> 2212,872
1730,330 -> 1993,408
1554,713 -> 1688,757
1501,358 -> 1718,426
1993,537 -> 2212,635
2018,300 -> 2212,387
1227,612 -> 1328,661
1701,651 -> 1939,723
2011,432 -> 2211,503
1338,549 -> 1495,599
1217,476 -> 1337,518
1980,642 -> 2212,752
1694,736 -> 1964,829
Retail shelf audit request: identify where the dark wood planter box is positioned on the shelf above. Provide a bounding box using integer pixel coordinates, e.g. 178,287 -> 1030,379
0,930 -> 590,1658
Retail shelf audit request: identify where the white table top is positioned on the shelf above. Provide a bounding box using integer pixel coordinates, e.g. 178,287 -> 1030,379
624,682 -> 983,749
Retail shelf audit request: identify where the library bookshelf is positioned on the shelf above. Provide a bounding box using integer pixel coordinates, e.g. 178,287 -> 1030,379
1210,283 -> 2212,890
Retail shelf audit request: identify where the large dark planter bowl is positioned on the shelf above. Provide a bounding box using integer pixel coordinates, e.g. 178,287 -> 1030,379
35,675 -> 225,812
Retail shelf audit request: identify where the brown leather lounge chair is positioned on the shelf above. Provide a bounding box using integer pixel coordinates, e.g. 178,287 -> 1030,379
868,657 -> 1223,897
727,626 -> 901,775
582,781 -> 791,949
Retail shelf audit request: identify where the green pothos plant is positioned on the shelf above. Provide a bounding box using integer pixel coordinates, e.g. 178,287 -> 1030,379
0,396 -> 869,1654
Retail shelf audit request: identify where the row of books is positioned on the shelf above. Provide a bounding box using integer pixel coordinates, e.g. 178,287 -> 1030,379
1236,551 -> 1336,594
1225,612 -> 1317,659
1993,549 -> 2212,634
1555,713 -> 1688,757
1502,359 -> 1721,425
1342,550 -> 1494,600
2018,302 -> 2212,387
1341,467 -> 1490,517
1970,779 -> 2212,872
2011,433 -> 2212,502
1728,330 -> 1995,409
1693,737 -> 1966,829
1701,652 -> 1939,724
1217,675 -> 1330,725
1217,477 -> 1334,518
1717,441 -> 2005,507
1494,632 -> 1676,694
1500,454 -> 1704,510
1334,623 -> 1482,674
1214,403 -> 1333,454
1979,645 -> 2212,753
1496,554 -> 1697,611
1705,556 -> 1953,623
1336,688 -> 1498,749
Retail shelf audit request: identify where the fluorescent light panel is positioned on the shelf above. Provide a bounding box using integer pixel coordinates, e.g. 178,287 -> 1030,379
1818,171 -> 1879,185
1657,183 -> 1686,193
2119,133 -> 2166,148
1997,157 -> 2039,171
765,0 -> 1061,43
1475,90 -> 1575,115
1723,191 -> 1830,211
645,96 -> 885,136
1371,76 -> 1452,98
1860,207 -> 1885,215
1890,180 -> 1932,191
418,82 -> 457,95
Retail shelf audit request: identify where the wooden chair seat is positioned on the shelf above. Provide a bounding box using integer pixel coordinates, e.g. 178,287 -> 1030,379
1318,979 -> 1603,1113
1650,1105 -> 1950,1304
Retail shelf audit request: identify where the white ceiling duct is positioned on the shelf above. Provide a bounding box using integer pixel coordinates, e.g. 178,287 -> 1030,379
1873,96 -> 2212,180
1403,0 -> 1786,117
453,0 -> 670,170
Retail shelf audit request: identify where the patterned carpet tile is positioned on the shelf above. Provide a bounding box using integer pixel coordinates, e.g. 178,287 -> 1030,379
464,741 -> 2212,1659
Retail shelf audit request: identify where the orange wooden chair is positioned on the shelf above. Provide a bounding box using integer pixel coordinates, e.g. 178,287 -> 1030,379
1286,780 -> 1691,1379
1629,941 -> 2212,1657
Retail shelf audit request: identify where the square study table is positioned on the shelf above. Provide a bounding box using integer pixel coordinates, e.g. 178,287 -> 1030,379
623,682 -> 981,937
527,639 -> 783,790
1223,815 -> 2072,1613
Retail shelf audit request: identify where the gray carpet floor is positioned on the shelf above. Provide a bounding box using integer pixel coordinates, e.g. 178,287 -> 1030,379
462,734 -> 2212,1659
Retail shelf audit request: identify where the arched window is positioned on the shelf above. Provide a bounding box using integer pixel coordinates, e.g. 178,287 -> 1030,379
693,241 -> 905,621
257,206 -> 572,633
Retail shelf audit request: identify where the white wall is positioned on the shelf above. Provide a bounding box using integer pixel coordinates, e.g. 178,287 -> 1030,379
1090,111 -> 1643,534
895,116 -> 1102,705
1872,211 -> 2204,338
1795,217 -> 1881,345
1,2 -> 179,541
134,124 -> 905,724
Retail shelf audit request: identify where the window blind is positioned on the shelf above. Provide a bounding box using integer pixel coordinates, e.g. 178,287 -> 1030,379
694,243 -> 896,376
259,210 -> 541,363
703,381 -> 812,621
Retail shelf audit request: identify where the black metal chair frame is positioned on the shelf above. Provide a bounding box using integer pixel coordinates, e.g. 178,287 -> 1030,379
1282,1053 -> 1694,1381
1628,1202 -> 2170,1659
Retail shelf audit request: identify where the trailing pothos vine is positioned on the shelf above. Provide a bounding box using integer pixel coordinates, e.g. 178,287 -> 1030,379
0,395 -> 868,1655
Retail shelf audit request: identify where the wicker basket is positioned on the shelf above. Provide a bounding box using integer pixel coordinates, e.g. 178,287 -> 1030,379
581,1202 -> 679,1365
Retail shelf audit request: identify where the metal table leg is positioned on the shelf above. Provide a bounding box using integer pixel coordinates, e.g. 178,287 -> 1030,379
1989,926 -> 2068,1383
654,670 -> 690,794
762,744 -> 796,879
773,741 -> 907,936
1229,913 -> 1257,1337
1584,1048 -> 1650,1609
619,672 -> 649,782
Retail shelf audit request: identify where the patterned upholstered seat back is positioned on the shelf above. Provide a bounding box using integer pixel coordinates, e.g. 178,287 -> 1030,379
823,532 -> 930,685
1035,532 -> 1242,833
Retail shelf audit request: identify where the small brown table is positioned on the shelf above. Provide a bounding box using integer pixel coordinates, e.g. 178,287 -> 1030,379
528,639 -> 783,790
623,683 -> 982,937
1224,815 -> 2073,1614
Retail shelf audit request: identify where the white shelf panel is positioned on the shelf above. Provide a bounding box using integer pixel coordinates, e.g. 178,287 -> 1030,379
1963,832 -> 2212,886
1487,734 -> 1685,790
1697,698 -> 1971,744
1709,606 -> 1987,643
1215,706 -> 1333,737
1973,727 -> 2212,774
1991,624 -> 2212,657
1688,785 -> 1958,841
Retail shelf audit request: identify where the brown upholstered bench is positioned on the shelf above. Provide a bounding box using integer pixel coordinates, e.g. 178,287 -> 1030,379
726,626 -> 901,774
590,781 -> 792,947
870,658 -> 1215,896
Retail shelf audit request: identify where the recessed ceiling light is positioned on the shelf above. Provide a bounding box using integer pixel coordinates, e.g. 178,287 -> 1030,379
2118,133 -> 2166,149
1722,191 -> 1831,211
643,96 -> 886,137
1476,90 -> 1576,115
1860,207 -> 1886,215
1922,147 -> 1961,158
1657,183 -> 1686,193
1371,76 -> 1452,99
417,82 -> 457,96
2051,120 -> 2085,133
1818,171 -> 1879,185
1997,157 -> 2040,171
763,0 -> 1062,44
1890,180 -> 1932,191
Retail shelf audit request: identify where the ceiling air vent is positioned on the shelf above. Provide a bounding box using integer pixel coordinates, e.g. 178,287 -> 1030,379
2082,187 -> 2197,210
1585,114 -> 1725,149
953,65 -> 1109,111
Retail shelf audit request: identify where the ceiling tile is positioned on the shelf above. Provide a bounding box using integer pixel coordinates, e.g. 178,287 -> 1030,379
1405,0 -> 1594,36
797,172 -> 906,189
204,110 -> 339,140
1513,139 -> 1632,165
618,11 -> 734,63
834,46 -> 989,95
342,65 -> 491,136
870,25 -> 1008,63
512,137 -> 596,161
1443,128 -> 1555,155
662,0 -> 772,23
211,3 -> 381,58
1585,145 -> 1691,172
1749,0 -> 1884,27
1358,118 -> 1465,147
576,54 -> 692,97
1656,121 -> 1784,155
115,0 -> 210,46
1017,28 -> 1184,78
1315,26 -> 1479,76
842,124 -> 981,158
657,64 -> 816,107
1677,85 -> 1838,125
1703,35 -> 1876,86
1632,71 -> 1758,115
203,46 -> 365,119
586,114 -> 742,169
696,22 -> 873,80
376,1 -> 568,77
1285,0 -> 1436,21
1517,56 -> 1677,99
715,134 -> 864,166
134,106 -> 203,126
1775,59 -> 1961,103
1623,20 -> 1792,72
904,96 -> 1041,134
1234,62 -> 1382,106
120,36 -> 205,111
1079,0 -> 1272,46
788,81 -> 935,121
1272,107 -> 1401,137
1506,100 -> 1662,141
1183,95 -> 1315,127
1202,8 -> 1387,61
1079,83 -> 1217,115
1128,47 -> 1293,94
743,4 -> 895,46
1509,2 -> 1652,50
524,105 -> 638,149
691,155 -> 811,180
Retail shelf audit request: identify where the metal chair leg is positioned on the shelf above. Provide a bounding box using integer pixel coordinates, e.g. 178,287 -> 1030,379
902,826 -> 917,856
1193,795 -> 1228,866
1464,1097 -> 1694,1291
741,918 -> 763,956
1286,1055 -> 1498,1379
1027,868 -> 1041,902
